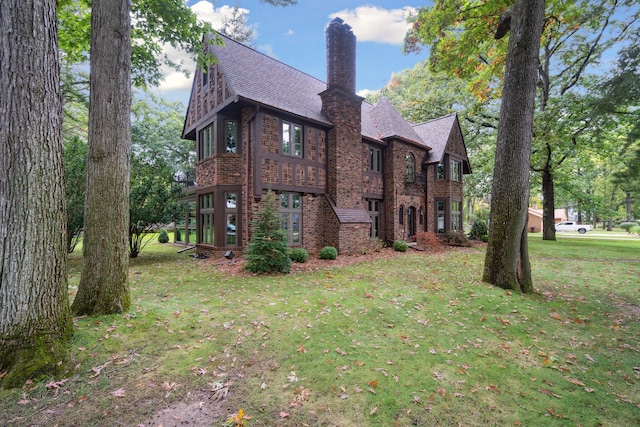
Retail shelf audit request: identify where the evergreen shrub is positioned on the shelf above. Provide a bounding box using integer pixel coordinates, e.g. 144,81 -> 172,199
620,222 -> 639,232
245,191 -> 291,274
319,246 -> 338,260
158,229 -> 170,243
289,248 -> 308,263
393,240 -> 408,252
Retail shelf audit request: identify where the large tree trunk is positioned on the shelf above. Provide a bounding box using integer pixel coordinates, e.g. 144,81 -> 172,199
541,167 -> 556,240
0,0 -> 73,387
72,0 -> 132,315
483,0 -> 545,293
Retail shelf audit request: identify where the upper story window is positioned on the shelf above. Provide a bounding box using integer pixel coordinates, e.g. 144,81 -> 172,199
198,123 -> 215,160
202,66 -> 208,86
282,121 -> 303,157
406,153 -> 415,183
225,120 -> 237,154
437,162 -> 445,180
370,147 -> 382,172
451,159 -> 462,182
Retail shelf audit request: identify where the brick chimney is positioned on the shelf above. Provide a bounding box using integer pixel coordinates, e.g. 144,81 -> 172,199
320,18 -> 363,209
326,17 -> 356,93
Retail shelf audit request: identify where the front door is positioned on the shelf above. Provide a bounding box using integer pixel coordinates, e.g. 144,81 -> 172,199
407,206 -> 416,239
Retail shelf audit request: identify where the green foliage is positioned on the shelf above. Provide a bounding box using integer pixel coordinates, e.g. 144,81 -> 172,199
482,234 -> 489,242
245,191 -> 291,274
393,240 -> 408,252
620,221 -> 639,232
129,155 -> 184,258
469,219 -> 488,240
157,229 -> 169,243
630,225 -> 640,236
319,246 -> 338,260
289,248 -> 308,263
63,136 -> 86,253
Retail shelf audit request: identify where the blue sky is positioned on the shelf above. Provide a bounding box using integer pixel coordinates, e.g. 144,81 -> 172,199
154,0 -> 432,106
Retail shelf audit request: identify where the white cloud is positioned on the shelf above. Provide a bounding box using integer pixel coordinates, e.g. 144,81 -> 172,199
284,29 -> 295,36
257,44 -> 278,59
357,88 -> 380,98
329,6 -> 416,45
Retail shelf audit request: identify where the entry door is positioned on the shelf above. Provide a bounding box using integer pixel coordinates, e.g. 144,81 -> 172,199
407,207 -> 416,239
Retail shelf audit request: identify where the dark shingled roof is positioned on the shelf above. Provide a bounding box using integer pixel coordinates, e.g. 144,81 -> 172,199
207,34 -> 460,160
210,34 -> 330,125
368,97 -> 427,147
412,113 -> 458,163
332,206 -> 372,224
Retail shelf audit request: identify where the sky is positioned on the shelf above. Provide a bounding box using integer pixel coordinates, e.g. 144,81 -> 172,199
153,0 -> 432,106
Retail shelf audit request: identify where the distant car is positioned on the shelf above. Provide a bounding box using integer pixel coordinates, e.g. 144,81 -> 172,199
555,221 -> 593,234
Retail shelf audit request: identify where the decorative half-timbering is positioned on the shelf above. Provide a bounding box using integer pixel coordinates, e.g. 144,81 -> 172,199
181,18 -> 471,257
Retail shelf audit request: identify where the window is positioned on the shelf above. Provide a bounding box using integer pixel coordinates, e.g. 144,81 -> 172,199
451,159 -> 462,182
451,201 -> 462,231
202,66 -> 208,86
225,120 -> 237,154
370,147 -> 382,172
225,192 -> 237,245
279,193 -> 301,245
419,207 -> 423,225
198,123 -> 215,160
406,153 -> 415,183
282,121 -> 303,157
437,162 -> 445,180
399,205 -> 404,225
368,200 -> 380,238
199,193 -> 214,244
437,200 -> 446,233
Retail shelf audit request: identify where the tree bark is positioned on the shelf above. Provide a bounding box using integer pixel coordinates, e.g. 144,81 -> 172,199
483,0 -> 545,293
72,0 -> 132,315
0,0 -> 73,387
541,166 -> 556,240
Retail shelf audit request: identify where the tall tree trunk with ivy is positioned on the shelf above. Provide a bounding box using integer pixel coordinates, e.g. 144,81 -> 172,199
482,0 -> 545,293
72,0 -> 132,315
0,0 -> 74,387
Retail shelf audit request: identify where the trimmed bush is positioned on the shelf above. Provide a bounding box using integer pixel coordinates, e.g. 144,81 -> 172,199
158,229 -> 170,243
481,234 -> 489,242
393,240 -> 408,252
630,225 -> 640,236
319,246 -> 338,260
289,248 -> 308,263
469,220 -> 488,240
620,221 -> 639,233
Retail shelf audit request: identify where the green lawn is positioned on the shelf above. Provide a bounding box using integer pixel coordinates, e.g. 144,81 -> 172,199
1,235 -> 639,426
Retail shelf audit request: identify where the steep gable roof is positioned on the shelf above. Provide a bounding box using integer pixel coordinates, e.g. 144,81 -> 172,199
367,98 -> 429,148
411,113 -> 457,163
209,33 -> 330,125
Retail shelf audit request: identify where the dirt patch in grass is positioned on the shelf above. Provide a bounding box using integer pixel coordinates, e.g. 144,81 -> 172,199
142,390 -> 227,426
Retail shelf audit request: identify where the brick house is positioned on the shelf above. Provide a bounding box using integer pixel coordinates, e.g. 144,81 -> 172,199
178,18 -> 471,256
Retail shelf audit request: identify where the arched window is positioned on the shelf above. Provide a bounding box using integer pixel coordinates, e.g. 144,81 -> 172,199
406,153 -> 415,183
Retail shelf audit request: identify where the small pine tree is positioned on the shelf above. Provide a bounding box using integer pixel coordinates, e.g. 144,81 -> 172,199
245,191 -> 291,273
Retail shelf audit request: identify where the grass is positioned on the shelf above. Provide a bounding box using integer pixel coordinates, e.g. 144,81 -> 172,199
1,234 -> 639,426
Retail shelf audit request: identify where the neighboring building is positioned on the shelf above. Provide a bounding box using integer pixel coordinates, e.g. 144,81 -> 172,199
179,18 -> 471,257
527,208 -> 568,232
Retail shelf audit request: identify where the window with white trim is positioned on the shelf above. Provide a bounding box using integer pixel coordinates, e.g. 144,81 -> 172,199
282,121 -> 303,157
